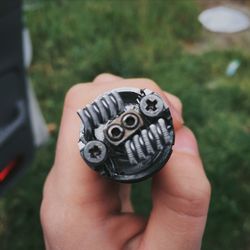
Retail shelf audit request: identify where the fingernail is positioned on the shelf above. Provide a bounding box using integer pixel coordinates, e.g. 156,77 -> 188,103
173,127 -> 199,156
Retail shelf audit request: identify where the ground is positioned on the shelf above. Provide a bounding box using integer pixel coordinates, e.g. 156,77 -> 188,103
0,0 -> 250,249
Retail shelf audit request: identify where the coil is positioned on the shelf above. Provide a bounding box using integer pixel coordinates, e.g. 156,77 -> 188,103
78,91 -> 124,136
125,118 -> 171,165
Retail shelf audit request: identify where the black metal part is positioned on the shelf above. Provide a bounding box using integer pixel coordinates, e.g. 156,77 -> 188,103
0,1 -> 35,194
78,88 -> 175,183
82,140 -> 107,168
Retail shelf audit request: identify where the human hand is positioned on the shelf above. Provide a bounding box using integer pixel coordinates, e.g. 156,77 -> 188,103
40,74 -> 211,250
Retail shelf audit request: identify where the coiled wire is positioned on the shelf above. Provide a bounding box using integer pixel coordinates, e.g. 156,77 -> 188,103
78,91 -> 124,137
125,118 -> 171,165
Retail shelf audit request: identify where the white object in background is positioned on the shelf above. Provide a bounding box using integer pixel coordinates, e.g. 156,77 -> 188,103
27,80 -> 50,147
226,59 -> 241,76
22,28 -> 32,69
198,6 -> 250,33
22,28 -> 49,146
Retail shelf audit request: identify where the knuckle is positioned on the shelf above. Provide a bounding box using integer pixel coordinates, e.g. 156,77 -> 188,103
40,198 -> 47,222
183,177 -> 211,216
132,78 -> 163,95
138,78 -> 159,89
40,196 -> 68,234
40,169 -> 64,231
40,178 -> 54,228
40,197 -> 51,229
190,178 -> 211,204
41,168 -> 54,200
64,83 -> 86,107
93,73 -> 112,82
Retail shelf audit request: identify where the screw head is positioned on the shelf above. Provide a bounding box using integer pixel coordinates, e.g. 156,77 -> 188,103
83,140 -> 107,167
139,94 -> 164,117
107,124 -> 125,141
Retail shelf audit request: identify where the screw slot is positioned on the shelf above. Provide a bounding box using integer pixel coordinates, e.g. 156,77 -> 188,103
122,113 -> 139,129
89,145 -> 102,159
146,99 -> 158,111
107,124 -> 124,141
140,94 -> 164,117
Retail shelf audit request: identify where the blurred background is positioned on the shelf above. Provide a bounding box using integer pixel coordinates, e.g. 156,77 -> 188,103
0,0 -> 250,249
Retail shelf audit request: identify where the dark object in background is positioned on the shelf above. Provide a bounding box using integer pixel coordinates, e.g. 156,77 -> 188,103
0,1 -> 35,194
78,88 -> 175,183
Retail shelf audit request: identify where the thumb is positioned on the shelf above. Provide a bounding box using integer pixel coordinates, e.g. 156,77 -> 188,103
141,127 -> 211,250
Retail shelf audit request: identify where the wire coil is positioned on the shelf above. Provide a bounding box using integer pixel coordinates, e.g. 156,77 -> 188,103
125,118 -> 171,164
78,91 -> 124,136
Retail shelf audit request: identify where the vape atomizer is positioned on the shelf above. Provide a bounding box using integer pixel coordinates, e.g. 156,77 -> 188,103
78,88 -> 174,183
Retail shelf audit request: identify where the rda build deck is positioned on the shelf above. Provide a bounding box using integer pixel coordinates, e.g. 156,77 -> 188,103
78,87 -> 174,183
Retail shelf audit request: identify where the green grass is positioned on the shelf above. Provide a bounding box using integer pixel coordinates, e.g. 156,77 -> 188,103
1,1 -> 250,249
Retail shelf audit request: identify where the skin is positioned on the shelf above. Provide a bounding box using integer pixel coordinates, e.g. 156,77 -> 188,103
40,74 -> 211,250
